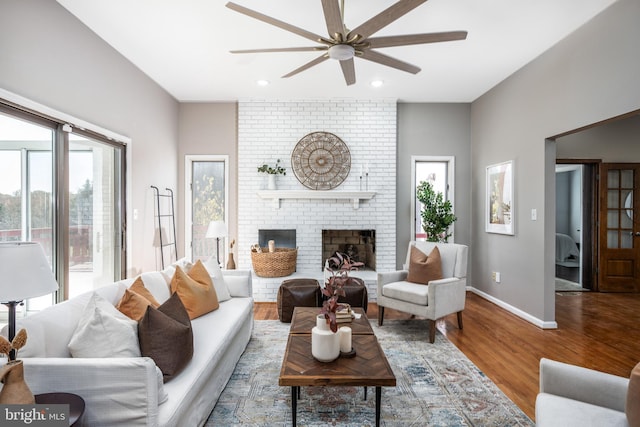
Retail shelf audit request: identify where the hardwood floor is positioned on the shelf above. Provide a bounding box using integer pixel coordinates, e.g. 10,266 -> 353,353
254,291 -> 640,421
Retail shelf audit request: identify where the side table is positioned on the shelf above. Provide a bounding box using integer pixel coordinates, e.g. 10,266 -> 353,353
35,393 -> 85,426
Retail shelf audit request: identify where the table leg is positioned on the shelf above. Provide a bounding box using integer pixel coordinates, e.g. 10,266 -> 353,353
375,386 -> 381,427
364,386 -> 367,400
291,386 -> 298,426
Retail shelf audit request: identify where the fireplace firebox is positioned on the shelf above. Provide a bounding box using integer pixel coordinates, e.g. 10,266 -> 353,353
321,229 -> 375,270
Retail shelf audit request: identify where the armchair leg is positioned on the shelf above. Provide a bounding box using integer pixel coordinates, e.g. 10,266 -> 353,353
378,306 -> 384,326
457,311 -> 463,330
428,320 -> 436,343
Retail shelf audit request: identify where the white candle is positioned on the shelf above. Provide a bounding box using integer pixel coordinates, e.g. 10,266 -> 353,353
365,163 -> 369,174
339,326 -> 352,352
360,165 -> 363,177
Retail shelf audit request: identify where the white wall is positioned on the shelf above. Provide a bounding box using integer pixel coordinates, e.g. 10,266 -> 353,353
237,99 -> 397,301
470,0 -> 640,326
0,0 -> 179,275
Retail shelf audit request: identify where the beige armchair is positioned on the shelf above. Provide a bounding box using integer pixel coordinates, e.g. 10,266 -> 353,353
377,241 -> 468,343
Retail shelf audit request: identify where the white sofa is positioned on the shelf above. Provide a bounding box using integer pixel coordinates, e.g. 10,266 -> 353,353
535,358 -> 631,426
0,263 -> 253,427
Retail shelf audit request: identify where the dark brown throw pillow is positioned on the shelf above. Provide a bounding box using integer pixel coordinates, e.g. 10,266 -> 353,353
138,292 -> 194,382
406,245 -> 444,285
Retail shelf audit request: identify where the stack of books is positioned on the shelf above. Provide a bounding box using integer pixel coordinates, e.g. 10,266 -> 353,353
336,304 -> 354,323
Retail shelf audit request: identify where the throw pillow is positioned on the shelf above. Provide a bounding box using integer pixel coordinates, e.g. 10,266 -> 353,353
116,289 -> 160,322
170,259 -> 219,319
68,292 -> 141,358
203,256 -> 232,302
138,292 -> 194,382
627,362 -> 640,426
406,245 -> 444,285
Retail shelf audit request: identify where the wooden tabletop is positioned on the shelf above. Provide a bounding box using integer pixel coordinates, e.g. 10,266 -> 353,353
279,334 -> 396,387
290,306 -> 374,335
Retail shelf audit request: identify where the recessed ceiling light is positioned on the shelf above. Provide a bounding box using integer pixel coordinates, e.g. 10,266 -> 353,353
370,80 -> 384,88
256,80 -> 270,87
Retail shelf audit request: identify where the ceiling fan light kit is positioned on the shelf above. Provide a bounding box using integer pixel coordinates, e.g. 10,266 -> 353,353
226,0 -> 467,86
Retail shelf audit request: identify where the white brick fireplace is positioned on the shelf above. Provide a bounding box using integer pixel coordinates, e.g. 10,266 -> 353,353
237,99 -> 397,302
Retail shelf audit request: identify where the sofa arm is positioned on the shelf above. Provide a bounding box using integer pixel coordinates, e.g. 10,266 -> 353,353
539,358 -> 629,412
21,357 -> 160,426
223,269 -> 253,297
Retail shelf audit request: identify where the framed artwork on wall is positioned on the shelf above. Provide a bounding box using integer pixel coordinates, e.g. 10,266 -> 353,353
486,160 -> 514,235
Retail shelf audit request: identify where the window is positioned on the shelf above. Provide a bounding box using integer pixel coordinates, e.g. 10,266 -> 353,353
411,156 -> 455,241
0,103 -> 126,320
184,155 -> 229,263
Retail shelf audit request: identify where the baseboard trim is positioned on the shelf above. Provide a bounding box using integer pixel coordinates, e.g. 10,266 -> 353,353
467,287 -> 558,329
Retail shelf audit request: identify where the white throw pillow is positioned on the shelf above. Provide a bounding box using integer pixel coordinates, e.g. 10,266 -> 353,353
139,271 -> 171,304
68,293 -> 141,358
203,256 -> 231,302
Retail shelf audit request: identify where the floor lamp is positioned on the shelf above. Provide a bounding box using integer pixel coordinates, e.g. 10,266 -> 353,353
206,221 -> 228,266
0,242 -> 58,360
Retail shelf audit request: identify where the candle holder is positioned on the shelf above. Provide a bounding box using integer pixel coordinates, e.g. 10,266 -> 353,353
365,172 -> 369,191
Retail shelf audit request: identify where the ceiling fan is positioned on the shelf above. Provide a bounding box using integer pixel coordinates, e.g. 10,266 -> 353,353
225,0 -> 467,86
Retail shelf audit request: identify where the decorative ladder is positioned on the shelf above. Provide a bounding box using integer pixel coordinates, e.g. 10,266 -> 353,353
151,186 -> 177,269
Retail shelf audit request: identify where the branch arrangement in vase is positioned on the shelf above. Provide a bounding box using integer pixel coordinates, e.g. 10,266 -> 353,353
321,252 -> 364,332
257,159 -> 286,175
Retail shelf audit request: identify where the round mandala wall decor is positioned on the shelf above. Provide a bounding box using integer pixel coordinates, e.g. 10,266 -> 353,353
291,132 -> 351,190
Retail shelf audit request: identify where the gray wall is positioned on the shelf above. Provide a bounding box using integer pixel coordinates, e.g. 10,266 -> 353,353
396,103 -> 471,269
0,0 -> 179,275
177,103 -> 238,259
470,0 -> 640,325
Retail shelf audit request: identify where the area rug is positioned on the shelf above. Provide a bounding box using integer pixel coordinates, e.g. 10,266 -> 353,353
555,277 -> 589,292
206,320 -> 533,426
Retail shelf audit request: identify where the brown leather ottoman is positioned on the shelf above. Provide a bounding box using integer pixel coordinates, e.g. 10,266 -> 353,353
277,278 -> 321,322
337,277 -> 368,312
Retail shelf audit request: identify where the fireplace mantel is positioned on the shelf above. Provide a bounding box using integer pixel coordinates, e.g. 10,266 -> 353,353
257,190 -> 376,209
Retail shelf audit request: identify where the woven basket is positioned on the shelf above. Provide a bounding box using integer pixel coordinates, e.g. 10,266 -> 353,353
251,247 -> 297,278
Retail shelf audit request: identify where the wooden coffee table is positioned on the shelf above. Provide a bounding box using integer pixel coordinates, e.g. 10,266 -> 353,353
279,308 -> 396,426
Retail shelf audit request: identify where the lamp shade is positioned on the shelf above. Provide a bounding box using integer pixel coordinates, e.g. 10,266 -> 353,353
0,242 -> 58,302
205,221 -> 228,239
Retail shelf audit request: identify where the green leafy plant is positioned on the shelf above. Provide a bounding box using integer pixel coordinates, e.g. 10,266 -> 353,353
257,159 -> 286,175
416,180 -> 457,243
320,252 -> 364,333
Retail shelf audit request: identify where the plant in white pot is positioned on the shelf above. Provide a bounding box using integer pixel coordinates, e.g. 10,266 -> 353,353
311,252 -> 363,362
257,159 -> 286,190
416,180 -> 457,243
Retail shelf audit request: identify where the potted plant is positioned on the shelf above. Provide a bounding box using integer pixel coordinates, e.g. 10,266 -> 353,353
257,159 -> 286,190
416,180 -> 457,243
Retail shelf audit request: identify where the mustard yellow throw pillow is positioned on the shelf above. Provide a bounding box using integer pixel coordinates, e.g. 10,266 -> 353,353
117,277 -> 161,321
406,245 -> 443,285
170,259 -> 219,319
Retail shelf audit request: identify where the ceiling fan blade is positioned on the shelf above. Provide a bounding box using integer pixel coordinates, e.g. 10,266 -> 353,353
359,49 -> 421,74
230,47 -> 324,54
348,0 -> 428,40
368,31 -> 467,49
339,58 -> 356,86
226,2 -> 324,44
282,54 -> 329,78
321,0 -> 345,40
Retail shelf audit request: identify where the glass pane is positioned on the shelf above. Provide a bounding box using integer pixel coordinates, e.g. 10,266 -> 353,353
621,170 -> 634,189
68,134 -> 122,299
415,161 -> 448,241
621,232 -> 633,249
607,210 -> 619,228
607,230 -> 619,248
608,190 -> 619,208
0,113 -> 55,315
608,170 -> 619,189
192,161 -> 226,262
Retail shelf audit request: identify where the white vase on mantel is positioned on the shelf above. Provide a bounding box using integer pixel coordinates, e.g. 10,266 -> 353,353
311,314 -> 340,362
267,174 -> 277,190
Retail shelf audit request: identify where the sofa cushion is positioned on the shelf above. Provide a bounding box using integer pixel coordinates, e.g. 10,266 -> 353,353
170,260 -> 219,319
203,256 -> 232,302
407,245 -> 443,285
138,293 -> 194,382
627,362 -> 640,426
536,393 -> 628,427
68,292 -> 141,358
